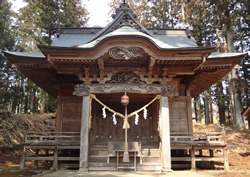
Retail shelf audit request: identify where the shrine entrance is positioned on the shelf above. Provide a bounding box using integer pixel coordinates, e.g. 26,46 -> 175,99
90,93 -> 160,146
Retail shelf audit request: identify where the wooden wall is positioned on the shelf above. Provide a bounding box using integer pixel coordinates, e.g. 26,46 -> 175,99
169,97 -> 193,133
56,94 -> 82,132
55,91 -> 193,135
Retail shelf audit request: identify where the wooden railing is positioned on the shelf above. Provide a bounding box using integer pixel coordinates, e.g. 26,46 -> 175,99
170,131 -> 229,171
170,131 -> 227,146
21,132 -> 81,170
24,132 -> 81,145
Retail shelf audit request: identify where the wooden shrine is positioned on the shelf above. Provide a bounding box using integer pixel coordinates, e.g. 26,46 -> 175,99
4,2 -> 245,172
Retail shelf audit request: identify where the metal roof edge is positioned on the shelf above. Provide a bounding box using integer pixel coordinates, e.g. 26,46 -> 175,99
3,51 -> 46,59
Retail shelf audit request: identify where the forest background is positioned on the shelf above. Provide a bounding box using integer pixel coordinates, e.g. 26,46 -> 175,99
0,0 -> 249,129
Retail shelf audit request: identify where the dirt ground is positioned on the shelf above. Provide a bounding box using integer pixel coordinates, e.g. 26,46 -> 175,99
0,112 -> 249,177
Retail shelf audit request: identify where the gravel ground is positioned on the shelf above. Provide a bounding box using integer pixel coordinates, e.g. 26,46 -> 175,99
33,170 -> 250,177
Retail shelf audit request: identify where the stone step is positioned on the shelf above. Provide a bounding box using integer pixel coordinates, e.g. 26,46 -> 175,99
88,155 -> 107,163
141,149 -> 160,156
141,156 -> 161,163
88,162 -> 116,167
89,149 -> 108,156
88,166 -> 116,171
137,164 -> 161,171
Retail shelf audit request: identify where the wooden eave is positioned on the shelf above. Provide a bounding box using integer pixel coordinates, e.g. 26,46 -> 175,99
38,36 -> 215,79
3,52 -> 82,97
188,55 -> 244,97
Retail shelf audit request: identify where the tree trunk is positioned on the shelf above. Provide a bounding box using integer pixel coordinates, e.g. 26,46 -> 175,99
209,88 -> 214,124
204,90 -> 210,125
32,87 -> 37,113
230,69 -> 244,129
40,90 -> 46,113
30,84 -> 34,113
197,96 -> 202,123
217,82 -> 226,125
226,26 -> 244,129
194,97 -> 198,123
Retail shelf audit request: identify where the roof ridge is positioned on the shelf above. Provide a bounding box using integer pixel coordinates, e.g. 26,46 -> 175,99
88,2 -> 152,43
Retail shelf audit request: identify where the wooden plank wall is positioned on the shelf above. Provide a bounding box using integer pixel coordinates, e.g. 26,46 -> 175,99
169,97 -> 192,133
60,96 -> 82,132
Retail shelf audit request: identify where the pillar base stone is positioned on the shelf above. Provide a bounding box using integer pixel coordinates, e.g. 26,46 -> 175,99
78,168 -> 88,174
161,168 -> 173,174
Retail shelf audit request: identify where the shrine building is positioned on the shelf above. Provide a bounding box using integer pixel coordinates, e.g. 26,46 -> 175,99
4,2 -> 245,172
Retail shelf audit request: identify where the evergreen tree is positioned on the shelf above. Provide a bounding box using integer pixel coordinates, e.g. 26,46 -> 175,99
0,0 -> 17,111
17,0 -> 89,50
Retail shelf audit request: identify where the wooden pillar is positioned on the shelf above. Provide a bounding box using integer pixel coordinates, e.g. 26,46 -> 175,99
79,95 -> 90,171
209,149 -> 214,169
34,149 -> 39,168
55,95 -> 62,132
190,146 -> 196,170
223,147 -> 229,171
20,145 -> 26,169
53,146 -> 58,170
222,130 -> 229,171
160,96 -> 172,172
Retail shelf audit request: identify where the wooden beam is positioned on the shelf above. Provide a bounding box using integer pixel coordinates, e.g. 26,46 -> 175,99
73,83 -> 175,96
98,57 -> 104,82
163,66 -> 194,75
193,56 -> 205,71
148,57 -> 155,82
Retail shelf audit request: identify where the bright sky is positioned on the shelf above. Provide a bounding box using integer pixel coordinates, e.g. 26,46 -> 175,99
11,0 -> 115,27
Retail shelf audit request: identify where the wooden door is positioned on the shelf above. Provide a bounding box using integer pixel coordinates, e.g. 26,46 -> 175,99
90,93 -> 159,145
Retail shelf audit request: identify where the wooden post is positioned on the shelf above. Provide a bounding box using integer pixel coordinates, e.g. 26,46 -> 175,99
191,146 -> 196,170
222,130 -> 229,171
209,149 -> 214,169
160,96 -> 172,172
20,145 -> 26,169
53,146 -> 58,170
79,95 -> 91,172
34,149 -> 39,168
223,147 -> 229,171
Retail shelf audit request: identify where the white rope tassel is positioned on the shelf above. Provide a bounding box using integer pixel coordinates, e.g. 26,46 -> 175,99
102,107 -> 106,118
112,113 -> 117,125
143,108 -> 147,119
135,113 -> 139,125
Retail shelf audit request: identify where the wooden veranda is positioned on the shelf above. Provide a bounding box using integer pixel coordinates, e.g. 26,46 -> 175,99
20,130 -> 229,171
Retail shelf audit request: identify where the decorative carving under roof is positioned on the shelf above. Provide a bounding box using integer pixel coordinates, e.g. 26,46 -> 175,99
73,83 -> 175,96
109,47 -> 145,60
106,72 -> 146,84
